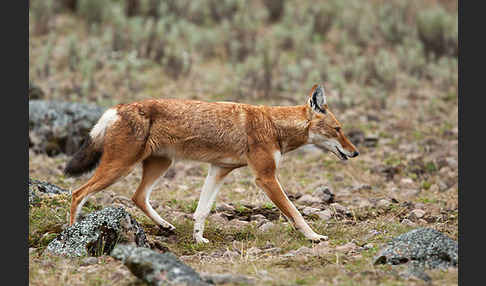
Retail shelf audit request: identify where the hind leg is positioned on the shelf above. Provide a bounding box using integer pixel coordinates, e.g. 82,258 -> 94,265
69,157 -> 137,225
131,156 -> 175,230
69,138 -> 148,225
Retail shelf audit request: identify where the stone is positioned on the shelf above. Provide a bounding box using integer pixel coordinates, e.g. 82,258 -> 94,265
316,209 -> 332,221
29,178 -> 70,207
335,242 -> 358,253
376,199 -> 391,208
408,209 -> 426,221
216,203 -> 235,212
201,273 -> 256,285
111,244 -> 209,286
373,228 -> 458,281
293,246 -> 313,256
401,219 -> 416,227
80,257 -> 98,266
297,194 -> 322,205
312,186 -> 335,203
29,100 -> 105,156
222,250 -> 240,259
258,222 -> 275,232
250,214 -> 266,222
302,206 -> 321,216
47,207 -> 149,257
246,247 -> 262,256
209,213 -> 228,225
330,203 -> 351,215
227,219 -> 249,228
312,241 -> 331,256
363,243 -> 374,250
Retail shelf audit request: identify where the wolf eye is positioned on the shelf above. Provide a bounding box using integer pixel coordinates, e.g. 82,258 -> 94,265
334,127 -> 341,132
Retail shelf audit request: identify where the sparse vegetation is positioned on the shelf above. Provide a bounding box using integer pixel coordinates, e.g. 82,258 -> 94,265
29,0 -> 457,285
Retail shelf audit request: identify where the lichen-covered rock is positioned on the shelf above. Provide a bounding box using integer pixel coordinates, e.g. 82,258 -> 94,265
29,100 -> 105,156
373,228 -> 458,281
29,178 -> 70,207
47,207 -> 149,257
111,244 -> 210,286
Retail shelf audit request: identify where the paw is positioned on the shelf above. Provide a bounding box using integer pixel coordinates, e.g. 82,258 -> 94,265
194,236 -> 209,244
308,234 -> 329,242
158,224 -> 176,236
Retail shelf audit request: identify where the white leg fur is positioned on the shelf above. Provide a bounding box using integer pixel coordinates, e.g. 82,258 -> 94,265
74,194 -> 92,223
141,178 -> 176,230
193,165 -> 228,243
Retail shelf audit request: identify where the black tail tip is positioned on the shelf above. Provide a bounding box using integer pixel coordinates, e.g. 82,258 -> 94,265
64,137 -> 102,177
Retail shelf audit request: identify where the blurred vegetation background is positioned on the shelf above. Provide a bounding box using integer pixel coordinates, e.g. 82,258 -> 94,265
29,0 -> 457,110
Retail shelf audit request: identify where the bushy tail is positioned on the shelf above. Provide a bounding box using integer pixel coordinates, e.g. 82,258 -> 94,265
64,136 -> 102,177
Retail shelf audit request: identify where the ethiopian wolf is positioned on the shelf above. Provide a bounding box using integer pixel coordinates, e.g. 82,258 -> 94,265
64,84 -> 359,243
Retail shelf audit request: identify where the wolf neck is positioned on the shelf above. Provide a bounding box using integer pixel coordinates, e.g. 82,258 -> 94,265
266,105 -> 311,154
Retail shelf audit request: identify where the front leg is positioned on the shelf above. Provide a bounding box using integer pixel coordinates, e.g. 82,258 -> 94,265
193,165 -> 234,243
247,148 -> 328,242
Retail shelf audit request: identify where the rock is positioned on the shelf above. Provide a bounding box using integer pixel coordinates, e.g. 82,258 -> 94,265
47,207 -> 149,257
29,81 -> 45,100
302,206 -> 320,216
335,242 -> 359,253
408,209 -> 426,221
297,194 -> 322,205
29,100 -> 105,156
258,222 -> 275,232
246,247 -> 262,256
312,186 -> 335,204
364,135 -> 379,147
316,209 -> 332,221
201,273 -> 256,285
400,178 -> 416,188
80,257 -> 98,266
111,244 -> 210,286
373,228 -> 458,281
357,199 -> 373,208
330,203 -> 351,215
29,178 -> 70,207
250,214 -> 266,222
351,184 -> 372,192
293,246 -> 313,256
222,250 -> 240,259
227,219 -> 249,228
263,247 -> 282,254
401,219 -> 416,227
209,213 -> 228,225
216,203 -> 235,212
363,243 -> 374,250
312,241 -> 331,256
376,199 -> 391,208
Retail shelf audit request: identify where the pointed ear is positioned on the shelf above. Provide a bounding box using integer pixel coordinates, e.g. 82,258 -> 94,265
308,84 -> 326,114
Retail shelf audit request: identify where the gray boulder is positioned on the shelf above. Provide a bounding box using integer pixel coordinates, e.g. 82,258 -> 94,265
373,228 -> 458,281
29,100 -> 105,156
47,207 -> 149,257
111,244 -> 210,286
29,178 -> 70,207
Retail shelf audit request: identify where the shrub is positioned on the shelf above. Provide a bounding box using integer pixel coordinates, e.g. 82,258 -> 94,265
337,0 -> 377,48
310,1 -> 340,40
397,38 -> 427,79
263,0 -> 286,23
222,8 -> 261,62
366,50 -> 398,92
77,0 -> 110,27
234,40 -> 280,97
30,0 -> 55,35
378,0 -> 414,46
417,6 -> 458,59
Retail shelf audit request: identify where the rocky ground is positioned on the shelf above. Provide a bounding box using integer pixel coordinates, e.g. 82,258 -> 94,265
29,1 -> 458,284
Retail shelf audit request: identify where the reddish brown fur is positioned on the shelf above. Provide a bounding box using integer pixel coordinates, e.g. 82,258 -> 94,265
67,85 -> 358,242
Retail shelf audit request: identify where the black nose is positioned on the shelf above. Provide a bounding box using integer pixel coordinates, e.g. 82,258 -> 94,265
350,151 -> 359,158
